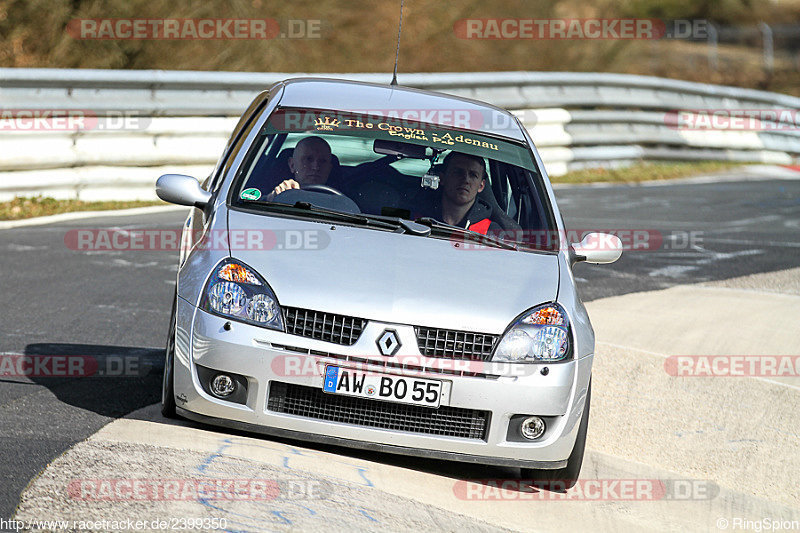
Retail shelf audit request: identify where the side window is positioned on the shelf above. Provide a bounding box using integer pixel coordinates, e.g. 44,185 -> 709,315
235,131 -> 280,191
215,116 -> 265,192
499,171 -> 518,220
489,161 -> 517,219
517,168 -> 549,232
206,90 -> 271,193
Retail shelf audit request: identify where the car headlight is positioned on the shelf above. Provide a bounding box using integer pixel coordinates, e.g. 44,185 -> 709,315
492,303 -> 571,363
201,259 -> 284,331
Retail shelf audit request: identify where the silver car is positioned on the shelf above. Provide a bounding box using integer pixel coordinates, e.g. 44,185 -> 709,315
156,78 -> 621,488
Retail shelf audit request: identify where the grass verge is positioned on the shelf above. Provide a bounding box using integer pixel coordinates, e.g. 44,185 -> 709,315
552,161 -> 748,184
0,196 -> 165,221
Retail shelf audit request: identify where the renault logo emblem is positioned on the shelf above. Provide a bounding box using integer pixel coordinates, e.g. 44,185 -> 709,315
376,329 -> 401,356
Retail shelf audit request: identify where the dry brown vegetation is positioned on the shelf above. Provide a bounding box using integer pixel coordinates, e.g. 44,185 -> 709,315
0,196 -> 163,220
1,0 -> 799,94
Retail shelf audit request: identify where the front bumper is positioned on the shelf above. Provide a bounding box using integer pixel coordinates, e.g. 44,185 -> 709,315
172,297 -> 593,469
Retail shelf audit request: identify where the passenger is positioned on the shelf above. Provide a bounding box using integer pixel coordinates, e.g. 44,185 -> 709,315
266,136 -> 334,200
428,151 -> 501,235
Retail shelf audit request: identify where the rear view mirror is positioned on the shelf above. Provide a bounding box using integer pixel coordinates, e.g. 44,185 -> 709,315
374,139 -> 428,159
156,174 -> 212,208
571,232 -> 623,264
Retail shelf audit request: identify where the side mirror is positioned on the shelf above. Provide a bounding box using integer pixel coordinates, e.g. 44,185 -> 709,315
571,232 -> 623,265
156,174 -> 212,208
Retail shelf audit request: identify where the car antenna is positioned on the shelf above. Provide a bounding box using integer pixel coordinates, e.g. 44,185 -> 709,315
390,0 -> 404,86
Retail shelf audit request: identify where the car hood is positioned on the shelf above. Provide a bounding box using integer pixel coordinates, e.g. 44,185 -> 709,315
228,209 -> 559,334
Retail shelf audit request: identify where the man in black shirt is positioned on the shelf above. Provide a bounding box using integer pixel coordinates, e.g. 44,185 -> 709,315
429,151 -> 501,235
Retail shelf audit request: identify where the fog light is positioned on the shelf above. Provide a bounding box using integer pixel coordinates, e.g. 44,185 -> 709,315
210,374 -> 235,398
520,416 -> 546,440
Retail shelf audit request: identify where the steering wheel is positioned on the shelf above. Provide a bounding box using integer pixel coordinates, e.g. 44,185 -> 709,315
301,184 -> 346,196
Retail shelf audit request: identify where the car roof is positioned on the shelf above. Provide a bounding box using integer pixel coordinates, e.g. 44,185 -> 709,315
274,78 -> 527,142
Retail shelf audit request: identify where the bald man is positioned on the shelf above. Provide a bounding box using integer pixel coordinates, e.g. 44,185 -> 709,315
266,136 -> 334,201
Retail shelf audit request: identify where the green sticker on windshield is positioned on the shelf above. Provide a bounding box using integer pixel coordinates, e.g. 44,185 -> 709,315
240,188 -> 261,201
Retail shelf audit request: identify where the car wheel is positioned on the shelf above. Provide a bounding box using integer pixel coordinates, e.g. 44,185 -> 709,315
161,293 -> 178,418
521,380 -> 591,490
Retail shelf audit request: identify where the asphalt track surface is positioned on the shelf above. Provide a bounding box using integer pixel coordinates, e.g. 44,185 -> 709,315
0,175 -> 798,522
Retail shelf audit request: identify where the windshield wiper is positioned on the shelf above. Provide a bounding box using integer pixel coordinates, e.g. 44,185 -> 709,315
245,201 -> 413,232
414,217 -> 518,250
366,214 -> 432,236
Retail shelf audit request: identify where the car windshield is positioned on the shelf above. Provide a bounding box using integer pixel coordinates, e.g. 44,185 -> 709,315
231,107 -> 557,251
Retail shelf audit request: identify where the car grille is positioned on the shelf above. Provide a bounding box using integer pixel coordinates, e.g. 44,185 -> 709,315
267,382 -> 490,440
282,307 -> 366,346
415,327 -> 499,361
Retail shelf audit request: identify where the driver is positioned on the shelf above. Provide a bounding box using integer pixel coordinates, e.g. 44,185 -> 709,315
265,136 -> 334,201
425,151 -> 501,235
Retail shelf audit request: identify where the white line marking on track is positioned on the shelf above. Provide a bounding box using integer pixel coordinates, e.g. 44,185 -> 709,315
0,205 -> 188,230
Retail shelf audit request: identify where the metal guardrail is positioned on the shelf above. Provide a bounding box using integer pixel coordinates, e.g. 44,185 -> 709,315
1,69 -> 799,200
4,68 -> 800,114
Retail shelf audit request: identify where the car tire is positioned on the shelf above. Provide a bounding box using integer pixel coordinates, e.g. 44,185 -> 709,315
161,293 -> 178,419
521,380 -> 591,490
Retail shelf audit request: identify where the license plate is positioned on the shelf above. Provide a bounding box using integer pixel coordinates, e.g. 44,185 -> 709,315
323,366 -> 442,408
